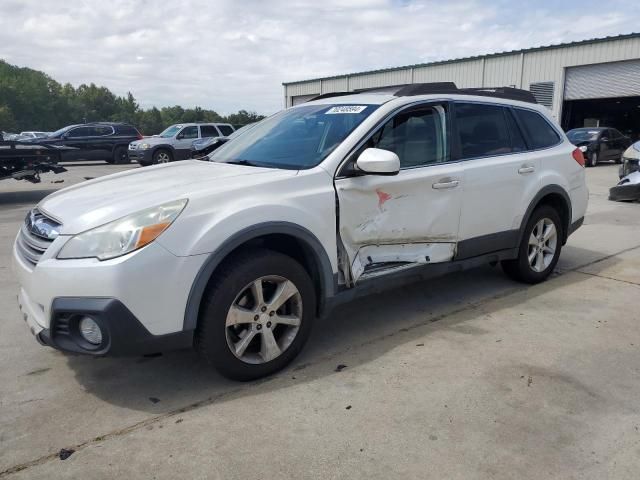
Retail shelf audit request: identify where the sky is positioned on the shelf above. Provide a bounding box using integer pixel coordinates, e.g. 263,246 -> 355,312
0,0 -> 639,115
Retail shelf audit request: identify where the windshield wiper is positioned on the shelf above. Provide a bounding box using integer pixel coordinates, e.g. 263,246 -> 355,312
224,159 -> 261,167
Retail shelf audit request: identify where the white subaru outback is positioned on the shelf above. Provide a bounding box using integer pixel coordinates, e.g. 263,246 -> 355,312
13,83 -> 588,380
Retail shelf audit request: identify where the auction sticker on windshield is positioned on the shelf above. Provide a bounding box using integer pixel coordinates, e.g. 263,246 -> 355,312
326,106 -> 367,114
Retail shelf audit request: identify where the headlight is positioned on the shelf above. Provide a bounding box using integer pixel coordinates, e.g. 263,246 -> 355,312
579,145 -> 588,152
140,143 -> 151,149
57,199 -> 187,260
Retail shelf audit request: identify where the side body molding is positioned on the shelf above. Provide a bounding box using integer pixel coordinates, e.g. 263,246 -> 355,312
183,222 -> 336,331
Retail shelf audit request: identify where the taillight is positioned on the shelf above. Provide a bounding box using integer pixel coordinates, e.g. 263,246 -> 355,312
572,148 -> 585,167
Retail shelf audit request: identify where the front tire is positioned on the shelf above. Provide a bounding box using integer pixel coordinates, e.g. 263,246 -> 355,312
153,149 -> 172,164
195,248 -> 316,381
501,205 -> 562,284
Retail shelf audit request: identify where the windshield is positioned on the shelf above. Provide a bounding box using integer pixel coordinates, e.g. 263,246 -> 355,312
159,125 -> 182,138
209,104 -> 378,169
567,129 -> 600,142
50,125 -> 75,138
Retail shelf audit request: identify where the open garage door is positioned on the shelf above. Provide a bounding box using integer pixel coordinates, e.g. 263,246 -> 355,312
563,59 -> 640,141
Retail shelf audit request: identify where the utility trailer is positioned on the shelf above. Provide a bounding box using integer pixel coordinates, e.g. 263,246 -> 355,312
0,140 -> 69,183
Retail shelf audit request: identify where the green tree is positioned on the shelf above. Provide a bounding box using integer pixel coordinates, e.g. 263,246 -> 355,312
0,104 -> 17,131
0,59 -> 266,134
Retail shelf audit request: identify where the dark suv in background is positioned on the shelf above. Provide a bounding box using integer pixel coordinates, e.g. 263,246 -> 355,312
33,122 -> 142,164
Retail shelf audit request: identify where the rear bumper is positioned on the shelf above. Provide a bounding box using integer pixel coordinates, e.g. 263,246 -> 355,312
19,294 -> 193,356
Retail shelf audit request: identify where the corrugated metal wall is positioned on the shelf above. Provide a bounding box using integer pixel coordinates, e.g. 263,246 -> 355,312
284,36 -> 640,119
564,59 -> 640,100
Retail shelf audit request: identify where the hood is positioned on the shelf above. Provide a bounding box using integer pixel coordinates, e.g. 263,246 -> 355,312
38,161 -> 296,234
131,136 -> 175,147
623,142 -> 640,160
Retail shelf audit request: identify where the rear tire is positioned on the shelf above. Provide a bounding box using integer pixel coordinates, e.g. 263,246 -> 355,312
501,205 -> 562,284
113,146 -> 130,164
195,248 -> 316,381
153,149 -> 172,164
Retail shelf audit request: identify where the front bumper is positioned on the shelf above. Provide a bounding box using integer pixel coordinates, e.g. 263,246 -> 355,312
127,148 -> 153,164
19,294 -> 193,356
13,234 -> 207,355
609,182 -> 640,202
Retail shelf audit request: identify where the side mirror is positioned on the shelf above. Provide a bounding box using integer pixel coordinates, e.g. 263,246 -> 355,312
356,148 -> 400,176
176,133 -> 184,140
601,137 -> 609,143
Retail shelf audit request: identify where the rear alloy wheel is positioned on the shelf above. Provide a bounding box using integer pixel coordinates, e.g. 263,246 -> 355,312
501,205 -> 562,284
153,149 -> 172,164
113,146 -> 130,164
196,248 -> 315,381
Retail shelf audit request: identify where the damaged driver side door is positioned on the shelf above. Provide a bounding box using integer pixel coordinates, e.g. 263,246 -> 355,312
335,102 -> 463,284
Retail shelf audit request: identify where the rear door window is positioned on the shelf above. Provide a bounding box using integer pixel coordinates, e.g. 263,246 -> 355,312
505,109 -> 527,152
513,108 -> 560,150
454,103 -> 512,159
93,125 -> 114,136
200,125 -> 220,138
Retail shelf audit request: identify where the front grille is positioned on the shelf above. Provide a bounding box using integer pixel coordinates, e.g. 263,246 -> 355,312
15,209 -> 60,266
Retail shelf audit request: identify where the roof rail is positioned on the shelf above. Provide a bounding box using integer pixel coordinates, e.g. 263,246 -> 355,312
308,82 -> 537,104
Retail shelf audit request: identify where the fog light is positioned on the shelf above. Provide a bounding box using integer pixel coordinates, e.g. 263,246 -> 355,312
79,316 -> 102,345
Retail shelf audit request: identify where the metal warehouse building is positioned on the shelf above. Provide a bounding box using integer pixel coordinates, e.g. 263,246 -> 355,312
283,33 -> 640,138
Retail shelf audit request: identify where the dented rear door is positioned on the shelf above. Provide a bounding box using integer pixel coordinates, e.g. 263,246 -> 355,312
335,103 -> 463,284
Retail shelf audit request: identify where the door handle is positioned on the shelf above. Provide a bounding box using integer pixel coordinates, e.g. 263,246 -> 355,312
518,166 -> 535,174
432,180 -> 460,190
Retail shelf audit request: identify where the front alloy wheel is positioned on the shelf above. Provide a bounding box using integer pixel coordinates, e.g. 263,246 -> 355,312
195,248 -> 316,381
225,276 -> 302,364
155,151 -> 171,164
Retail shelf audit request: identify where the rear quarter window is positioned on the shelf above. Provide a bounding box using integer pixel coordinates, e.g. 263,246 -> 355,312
218,125 -> 234,136
514,108 -> 561,150
118,125 -> 140,136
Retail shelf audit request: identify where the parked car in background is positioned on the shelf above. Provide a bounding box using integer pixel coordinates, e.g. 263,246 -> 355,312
28,122 -> 142,164
18,131 -> 50,140
13,83 -> 587,380
610,170 -> 640,202
129,123 -> 235,166
566,127 -> 631,167
618,141 -> 640,179
191,123 -> 256,159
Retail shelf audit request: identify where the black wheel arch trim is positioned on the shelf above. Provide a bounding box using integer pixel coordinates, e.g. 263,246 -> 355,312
183,222 -> 336,331
151,145 -> 176,157
518,184 -> 572,246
